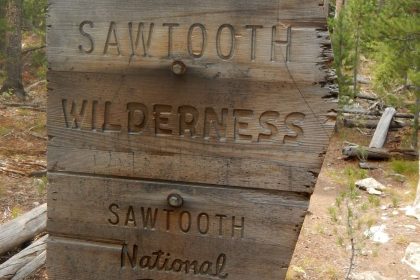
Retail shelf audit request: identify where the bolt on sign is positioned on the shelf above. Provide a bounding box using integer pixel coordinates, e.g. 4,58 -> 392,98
46,0 -> 336,279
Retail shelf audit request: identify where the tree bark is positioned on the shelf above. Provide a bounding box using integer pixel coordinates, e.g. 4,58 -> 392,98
0,0 -> 25,99
0,1 -> 6,58
413,95 -> 419,149
335,0 -> 346,19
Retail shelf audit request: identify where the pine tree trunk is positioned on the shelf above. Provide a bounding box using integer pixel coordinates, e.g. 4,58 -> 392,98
413,94 -> 419,149
0,0 -> 25,99
0,1 -> 6,69
335,0 -> 346,19
352,19 -> 361,99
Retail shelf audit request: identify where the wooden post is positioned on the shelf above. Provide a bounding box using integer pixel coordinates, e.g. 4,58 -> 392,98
46,1 -> 336,279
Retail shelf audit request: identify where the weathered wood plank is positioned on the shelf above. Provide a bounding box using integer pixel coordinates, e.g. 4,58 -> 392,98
47,71 -> 334,192
47,173 -> 307,280
47,0 -> 329,83
47,146 -> 319,193
46,1 -> 335,279
48,237 -> 288,280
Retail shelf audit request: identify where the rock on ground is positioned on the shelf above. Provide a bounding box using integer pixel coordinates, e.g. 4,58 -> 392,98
351,271 -> 393,280
356,178 -> 386,195
402,243 -> 420,272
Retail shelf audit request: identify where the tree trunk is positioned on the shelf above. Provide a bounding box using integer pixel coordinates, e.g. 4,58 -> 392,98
413,95 -> 419,149
0,0 -> 25,99
0,1 -> 6,56
335,0 -> 346,19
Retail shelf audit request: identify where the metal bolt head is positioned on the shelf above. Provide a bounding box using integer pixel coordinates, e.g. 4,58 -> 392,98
167,193 -> 183,208
171,61 -> 186,75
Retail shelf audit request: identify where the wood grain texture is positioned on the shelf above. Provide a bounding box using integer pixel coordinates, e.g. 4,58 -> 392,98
369,107 -> 396,148
0,235 -> 47,279
0,203 -> 47,256
47,1 -> 335,279
47,173 -> 308,280
47,71 -> 335,192
47,0 -> 330,83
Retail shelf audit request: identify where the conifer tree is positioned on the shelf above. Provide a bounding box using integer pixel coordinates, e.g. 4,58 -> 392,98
371,0 -> 419,147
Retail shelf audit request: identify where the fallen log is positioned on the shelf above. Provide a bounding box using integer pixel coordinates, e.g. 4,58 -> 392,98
342,145 -> 418,161
1,103 -> 46,112
0,204 -> 47,256
24,80 -> 46,93
0,235 -> 47,280
11,250 -> 46,280
356,93 -> 378,101
339,108 -> 415,119
343,118 -> 409,130
369,107 -> 396,148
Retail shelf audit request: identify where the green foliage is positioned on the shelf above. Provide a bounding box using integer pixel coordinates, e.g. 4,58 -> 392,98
23,0 -> 48,37
35,176 -> 48,195
330,0 -> 377,101
330,0 -> 419,116
370,0 -> 420,96
390,159 -> 419,176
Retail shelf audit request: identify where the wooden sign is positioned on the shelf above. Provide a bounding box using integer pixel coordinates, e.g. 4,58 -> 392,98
47,1 -> 335,279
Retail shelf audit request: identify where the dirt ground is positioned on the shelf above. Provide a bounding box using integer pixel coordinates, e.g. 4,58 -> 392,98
290,133 -> 420,279
0,89 -> 419,279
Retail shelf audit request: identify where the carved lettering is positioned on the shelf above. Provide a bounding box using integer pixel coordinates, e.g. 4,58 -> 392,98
62,99 -> 306,145
215,214 -> 227,237
103,102 -> 122,132
154,104 -> 173,136
232,216 -> 245,238
78,20 -> 94,54
204,107 -> 227,142
128,22 -> 154,57
163,209 -> 173,231
108,203 -> 119,225
78,21 -> 295,63
127,102 -> 148,134
140,207 -> 158,230
121,243 -> 138,269
188,23 -> 207,58
178,105 -> 199,137
258,111 -> 280,142
162,23 -> 179,58
245,25 -> 263,61
271,26 -> 292,63
108,204 -> 245,239
62,99 -> 88,129
179,211 -> 192,233
104,21 -> 121,55
121,244 -> 229,279
283,112 -> 305,144
125,206 -> 137,227
91,100 -> 98,131
216,24 -> 235,60
233,109 -> 254,142
197,213 -> 210,235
